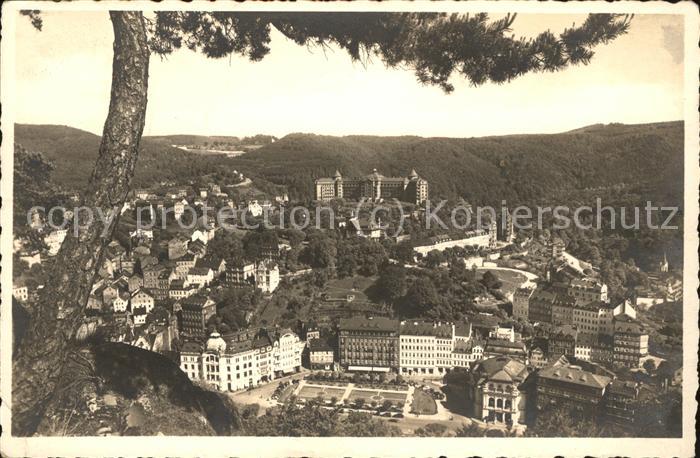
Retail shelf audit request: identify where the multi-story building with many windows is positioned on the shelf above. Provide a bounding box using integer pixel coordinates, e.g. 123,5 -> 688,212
179,330 -> 276,392
513,286 -> 535,322
315,169 -> 428,205
613,314 -> 649,368
338,317 -> 400,372
179,295 -> 216,338
468,356 -> 529,426
535,362 -> 611,418
553,278 -> 608,306
399,321 -> 454,376
268,328 -> 305,375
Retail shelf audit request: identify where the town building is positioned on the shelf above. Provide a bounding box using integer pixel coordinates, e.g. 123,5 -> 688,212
142,264 -> 165,290
130,289 -> 155,314
347,216 -> 384,239
613,315 -> 649,368
180,295 -> 216,338
604,380 -> 639,426
188,239 -> 207,258
256,261 -> 280,293
484,338 -> 527,361
548,326 -> 578,359
308,338 -> 335,370
552,300 -> 574,326
196,258 -> 227,277
225,262 -> 257,287
315,168 -> 428,205
12,285 -> 28,302
399,321 -> 454,376
513,287 -> 535,322
187,267 -> 214,288
572,302 -> 599,335
169,280 -> 198,300
44,229 -> 68,256
338,317 -> 400,372
112,290 -> 130,313
150,270 -> 171,301
180,330 -> 276,392
535,362 -> 611,418
574,333 -> 597,361
468,356 -> 529,425
528,288 -> 574,324
554,278 -> 608,306
226,260 -> 279,293
529,347 -> 548,369
451,339 -> 485,369
268,328 -> 305,375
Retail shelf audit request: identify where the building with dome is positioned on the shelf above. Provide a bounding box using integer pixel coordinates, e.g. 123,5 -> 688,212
179,327 -> 305,392
179,329 -> 276,392
467,356 -> 530,426
314,168 -> 428,204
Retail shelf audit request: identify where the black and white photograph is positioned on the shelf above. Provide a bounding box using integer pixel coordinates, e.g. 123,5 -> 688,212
1,2 -> 697,456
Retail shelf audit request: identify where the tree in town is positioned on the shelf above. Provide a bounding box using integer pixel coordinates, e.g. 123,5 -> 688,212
454,422 -> 485,437
301,232 -> 337,269
376,265 -> 408,303
415,422 -> 450,437
14,10 -> 632,435
480,270 -> 503,290
398,276 -> 440,317
425,250 -> 446,268
524,407 -> 605,437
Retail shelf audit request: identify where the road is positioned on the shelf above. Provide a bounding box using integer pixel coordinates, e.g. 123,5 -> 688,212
228,371 -> 306,410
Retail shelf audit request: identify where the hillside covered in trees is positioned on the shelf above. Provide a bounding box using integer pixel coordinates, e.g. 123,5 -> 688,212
13,124 -> 244,191
15,121 -> 683,209
229,121 -> 683,206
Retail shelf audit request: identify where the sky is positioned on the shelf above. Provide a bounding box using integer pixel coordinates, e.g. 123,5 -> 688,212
14,12 -> 684,138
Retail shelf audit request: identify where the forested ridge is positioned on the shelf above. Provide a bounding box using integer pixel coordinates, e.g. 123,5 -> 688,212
13,124 -> 244,191
232,121 -> 683,205
15,121 -> 683,208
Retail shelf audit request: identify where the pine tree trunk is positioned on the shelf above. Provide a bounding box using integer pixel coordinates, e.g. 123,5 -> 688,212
12,11 -> 150,436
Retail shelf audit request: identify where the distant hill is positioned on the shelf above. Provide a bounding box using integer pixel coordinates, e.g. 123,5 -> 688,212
15,122 -> 683,207
14,124 -> 242,191
228,121 -> 683,205
146,134 -> 243,146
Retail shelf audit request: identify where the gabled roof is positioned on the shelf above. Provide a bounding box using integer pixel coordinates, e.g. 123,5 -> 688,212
476,356 -> 528,384
538,364 -> 611,389
132,288 -> 153,299
309,338 -> 334,352
188,267 -> 213,276
196,258 -> 224,270
400,321 -> 452,339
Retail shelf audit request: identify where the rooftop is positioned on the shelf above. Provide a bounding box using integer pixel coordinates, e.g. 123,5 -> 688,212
475,356 -> 529,384
400,321 -> 453,338
339,316 -> 399,333
538,364 -> 611,389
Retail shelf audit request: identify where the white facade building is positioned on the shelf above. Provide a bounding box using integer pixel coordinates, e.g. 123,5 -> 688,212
44,229 -> 68,256
271,330 -> 305,375
180,331 -> 276,392
399,321 -> 483,376
13,285 -> 28,302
